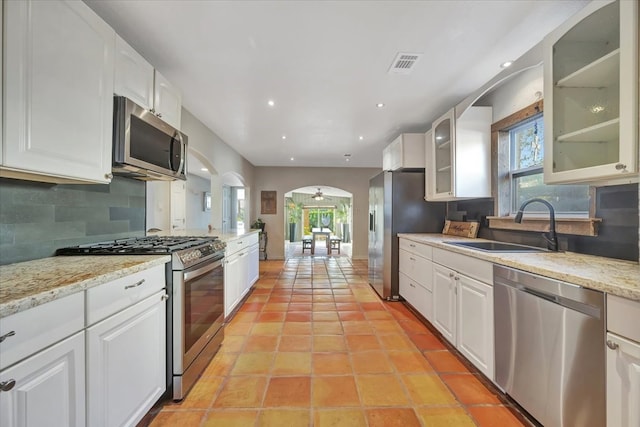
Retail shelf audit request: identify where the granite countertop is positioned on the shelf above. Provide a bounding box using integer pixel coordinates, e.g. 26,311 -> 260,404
0,255 -> 171,318
399,233 -> 640,302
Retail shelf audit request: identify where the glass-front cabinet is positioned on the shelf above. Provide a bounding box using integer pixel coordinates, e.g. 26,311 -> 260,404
543,0 -> 638,185
426,106 -> 492,201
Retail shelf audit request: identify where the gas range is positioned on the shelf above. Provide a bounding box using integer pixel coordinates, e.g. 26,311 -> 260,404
56,236 -> 226,270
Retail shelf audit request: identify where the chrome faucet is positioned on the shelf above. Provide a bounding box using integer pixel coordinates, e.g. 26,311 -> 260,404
514,198 -> 558,251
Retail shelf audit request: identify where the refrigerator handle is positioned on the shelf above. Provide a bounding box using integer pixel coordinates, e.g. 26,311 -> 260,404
369,212 -> 374,231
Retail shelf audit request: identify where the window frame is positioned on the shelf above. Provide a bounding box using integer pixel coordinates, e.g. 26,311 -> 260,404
487,100 -> 600,236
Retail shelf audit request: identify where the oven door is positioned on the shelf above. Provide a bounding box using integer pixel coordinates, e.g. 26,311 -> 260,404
172,256 -> 224,374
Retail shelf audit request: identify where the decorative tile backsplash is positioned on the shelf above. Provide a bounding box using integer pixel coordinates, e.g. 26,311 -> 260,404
0,176 -> 145,265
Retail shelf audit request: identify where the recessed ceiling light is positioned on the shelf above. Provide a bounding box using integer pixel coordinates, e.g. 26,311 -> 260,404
282,135 -> 286,140
200,167 -> 208,172
267,100 -> 275,107
359,136 -> 364,140
345,158 -> 350,162
500,61 -> 513,68
290,157 -> 295,161
376,103 -> 385,108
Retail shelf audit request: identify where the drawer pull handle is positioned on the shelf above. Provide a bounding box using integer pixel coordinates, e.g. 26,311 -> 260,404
0,380 -> 16,392
409,257 -> 415,261
409,283 -> 416,288
0,331 -> 16,343
409,244 -> 416,247
606,340 -> 619,350
449,273 -> 454,278
125,279 -> 145,290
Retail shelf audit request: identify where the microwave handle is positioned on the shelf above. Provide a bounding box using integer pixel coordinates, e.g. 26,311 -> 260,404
174,132 -> 186,175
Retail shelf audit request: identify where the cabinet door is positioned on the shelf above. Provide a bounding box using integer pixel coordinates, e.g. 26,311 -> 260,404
114,35 -> 154,110
399,272 -> 433,322
153,70 -> 182,129
544,0 -> 638,184
424,129 -> 433,200
0,332 -> 85,427
248,243 -> 259,286
87,292 -> 166,427
432,264 -> 456,344
457,274 -> 494,380
606,333 -> 640,427
3,0 -> 114,183
430,109 -> 455,199
224,254 -> 241,317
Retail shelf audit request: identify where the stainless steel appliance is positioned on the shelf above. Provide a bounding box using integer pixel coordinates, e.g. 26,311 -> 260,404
113,96 -> 188,181
57,236 -> 226,401
368,171 -> 445,299
494,265 -> 605,427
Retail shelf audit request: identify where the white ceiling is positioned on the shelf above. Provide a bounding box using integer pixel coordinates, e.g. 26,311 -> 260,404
86,0 -> 588,168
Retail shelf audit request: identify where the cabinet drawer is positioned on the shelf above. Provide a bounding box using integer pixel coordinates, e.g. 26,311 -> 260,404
607,295 -> 640,343
86,264 -> 165,326
399,238 -> 433,259
399,249 -> 433,291
226,233 -> 259,256
0,292 -> 84,370
433,248 -> 492,284
399,272 -> 433,321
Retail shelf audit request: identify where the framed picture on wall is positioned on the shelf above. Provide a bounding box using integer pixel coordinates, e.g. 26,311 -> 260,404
261,190 -> 277,214
203,192 -> 211,211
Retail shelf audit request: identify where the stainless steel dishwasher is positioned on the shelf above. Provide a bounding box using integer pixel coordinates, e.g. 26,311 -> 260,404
494,265 -> 605,427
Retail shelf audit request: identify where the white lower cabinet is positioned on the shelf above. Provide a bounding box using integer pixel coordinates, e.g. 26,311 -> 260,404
431,248 -> 494,380
224,233 -> 260,318
432,264 -> 457,343
398,239 -> 434,322
0,332 -> 85,427
87,291 -> 166,427
457,274 -> 493,380
248,243 -> 260,286
224,251 -> 243,317
607,295 -> 640,427
399,272 -> 433,321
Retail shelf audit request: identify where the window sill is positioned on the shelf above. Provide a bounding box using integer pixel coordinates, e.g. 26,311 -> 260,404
487,216 -> 602,237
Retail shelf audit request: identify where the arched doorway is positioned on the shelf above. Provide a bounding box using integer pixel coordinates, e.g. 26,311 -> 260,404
284,186 -> 353,258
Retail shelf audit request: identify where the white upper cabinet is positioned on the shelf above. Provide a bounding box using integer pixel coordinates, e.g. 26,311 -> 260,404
114,37 -> 182,129
427,106 -> 492,201
153,71 -> 182,130
114,35 -> 155,110
543,0 -> 638,185
382,133 -> 425,171
2,0 -> 115,184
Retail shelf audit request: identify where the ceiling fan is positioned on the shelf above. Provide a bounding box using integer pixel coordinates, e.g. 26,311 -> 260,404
309,188 -> 331,201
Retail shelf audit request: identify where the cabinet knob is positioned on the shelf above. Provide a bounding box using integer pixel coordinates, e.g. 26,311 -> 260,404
0,380 -> 16,392
150,108 -> 156,113
104,173 -> 113,180
409,283 -> 416,288
449,273 -> 454,278
606,340 -> 619,350
161,294 -> 169,301
156,113 -> 162,118
454,276 -> 459,281
0,331 -> 16,343
615,163 -> 627,171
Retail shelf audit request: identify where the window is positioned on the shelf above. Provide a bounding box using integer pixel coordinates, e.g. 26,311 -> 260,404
509,114 -> 589,216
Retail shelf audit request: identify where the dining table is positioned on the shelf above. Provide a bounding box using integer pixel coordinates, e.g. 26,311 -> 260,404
311,228 -> 332,254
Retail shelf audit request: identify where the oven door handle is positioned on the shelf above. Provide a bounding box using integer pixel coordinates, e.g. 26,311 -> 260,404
183,258 -> 224,282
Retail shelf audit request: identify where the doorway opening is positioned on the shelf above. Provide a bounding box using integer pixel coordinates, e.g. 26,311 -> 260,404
284,186 -> 352,258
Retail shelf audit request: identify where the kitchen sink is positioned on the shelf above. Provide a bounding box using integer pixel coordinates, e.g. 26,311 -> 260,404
444,241 -> 549,253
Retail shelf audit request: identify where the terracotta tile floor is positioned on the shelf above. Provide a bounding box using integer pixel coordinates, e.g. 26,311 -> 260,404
143,257 -> 528,427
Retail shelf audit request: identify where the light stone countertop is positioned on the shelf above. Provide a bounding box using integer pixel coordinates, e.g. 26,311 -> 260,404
147,228 -> 260,244
0,255 -> 171,318
399,233 -> 640,302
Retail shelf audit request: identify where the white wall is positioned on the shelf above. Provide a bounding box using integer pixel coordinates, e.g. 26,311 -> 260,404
476,64 -> 543,122
186,174 -> 212,230
252,166 -> 380,260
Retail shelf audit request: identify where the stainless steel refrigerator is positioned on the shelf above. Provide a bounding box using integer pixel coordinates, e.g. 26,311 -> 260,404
368,171 -> 446,300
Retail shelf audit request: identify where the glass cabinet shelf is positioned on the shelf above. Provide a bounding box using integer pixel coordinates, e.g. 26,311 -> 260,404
557,118 -> 619,143
556,49 -> 619,88
437,165 -> 452,172
436,140 -> 451,149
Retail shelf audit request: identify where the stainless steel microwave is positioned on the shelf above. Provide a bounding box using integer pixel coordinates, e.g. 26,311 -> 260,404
112,96 -> 188,181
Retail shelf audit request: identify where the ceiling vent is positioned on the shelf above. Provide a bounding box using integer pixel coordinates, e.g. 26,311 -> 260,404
388,52 -> 423,75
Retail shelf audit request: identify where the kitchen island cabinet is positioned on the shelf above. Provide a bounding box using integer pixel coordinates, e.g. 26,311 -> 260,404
2,0 -> 115,184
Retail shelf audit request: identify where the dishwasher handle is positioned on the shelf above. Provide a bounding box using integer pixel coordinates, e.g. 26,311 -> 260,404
494,277 -> 603,319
